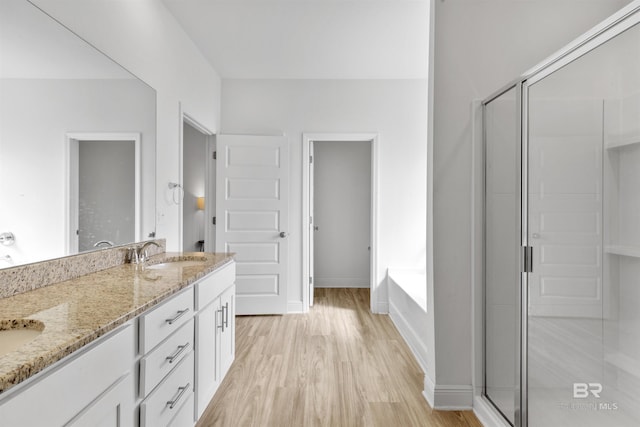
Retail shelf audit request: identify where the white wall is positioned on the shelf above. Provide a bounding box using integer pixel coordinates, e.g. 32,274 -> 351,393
0,79 -> 154,266
314,141 -> 371,288
182,122 -> 206,252
432,0 -> 632,408
30,0 -> 222,251
221,79 -> 428,311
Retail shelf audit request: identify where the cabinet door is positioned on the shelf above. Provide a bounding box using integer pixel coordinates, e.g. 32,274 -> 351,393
219,284 -> 235,376
0,324 -> 134,427
195,298 -> 220,419
65,373 -> 134,427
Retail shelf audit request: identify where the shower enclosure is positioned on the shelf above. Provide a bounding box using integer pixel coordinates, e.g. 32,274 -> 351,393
483,2 -> 640,426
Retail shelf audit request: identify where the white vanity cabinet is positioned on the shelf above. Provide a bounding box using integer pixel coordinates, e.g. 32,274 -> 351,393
0,323 -> 135,427
0,259 -> 236,427
194,262 -> 236,419
138,287 -> 195,427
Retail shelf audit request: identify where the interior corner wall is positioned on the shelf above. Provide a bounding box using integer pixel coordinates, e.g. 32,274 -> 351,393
30,0 -> 222,252
220,79 -> 428,311
431,0 -> 632,406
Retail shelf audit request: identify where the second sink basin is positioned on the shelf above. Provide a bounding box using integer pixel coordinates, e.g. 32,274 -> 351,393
0,320 -> 45,357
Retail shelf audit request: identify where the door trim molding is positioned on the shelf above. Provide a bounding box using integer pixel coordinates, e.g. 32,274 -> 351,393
302,133 -> 380,313
65,132 -> 141,254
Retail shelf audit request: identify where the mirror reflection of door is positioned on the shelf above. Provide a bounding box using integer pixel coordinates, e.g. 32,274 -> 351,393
67,133 -> 140,253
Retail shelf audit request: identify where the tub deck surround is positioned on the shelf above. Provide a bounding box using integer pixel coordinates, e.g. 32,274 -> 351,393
0,251 -> 234,394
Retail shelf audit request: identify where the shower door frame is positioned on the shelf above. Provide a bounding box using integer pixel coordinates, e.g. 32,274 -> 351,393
480,2 -> 640,427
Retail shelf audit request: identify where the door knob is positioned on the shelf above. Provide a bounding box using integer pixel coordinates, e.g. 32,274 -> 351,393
279,232 -> 288,238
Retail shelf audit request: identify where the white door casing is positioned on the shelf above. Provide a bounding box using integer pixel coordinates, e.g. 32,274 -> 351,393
309,141 -> 315,307
66,133 -> 141,254
302,133 -> 379,313
216,135 -> 289,315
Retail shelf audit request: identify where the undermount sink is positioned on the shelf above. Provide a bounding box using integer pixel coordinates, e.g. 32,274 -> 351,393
146,257 -> 207,270
0,320 -> 44,357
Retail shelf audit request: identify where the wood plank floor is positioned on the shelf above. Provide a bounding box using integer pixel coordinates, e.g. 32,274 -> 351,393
197,288 -> 482,427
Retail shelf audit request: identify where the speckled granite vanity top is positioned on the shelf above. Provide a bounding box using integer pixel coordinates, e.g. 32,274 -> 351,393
0,252 -> 234,393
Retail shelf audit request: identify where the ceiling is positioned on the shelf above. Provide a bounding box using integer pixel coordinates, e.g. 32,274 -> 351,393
162,0 -> 430,79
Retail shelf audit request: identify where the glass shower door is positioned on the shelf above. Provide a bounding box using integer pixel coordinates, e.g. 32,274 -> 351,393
484,86 -> 520,426
526,19 -> 640,427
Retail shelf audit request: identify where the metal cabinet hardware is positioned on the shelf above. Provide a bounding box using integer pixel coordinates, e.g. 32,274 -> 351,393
166,343 -> 190,364
166,383 -> 190,409
165,309 -> 189,325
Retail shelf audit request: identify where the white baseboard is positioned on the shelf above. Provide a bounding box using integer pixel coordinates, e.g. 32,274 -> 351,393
287,301 -> 304,313
423,373 -> 436,408
375,300 -> 388,314
315,277 -> 369,288
473,395 -> 510,427
423,378 -> 473,410
388,300 -> 429,373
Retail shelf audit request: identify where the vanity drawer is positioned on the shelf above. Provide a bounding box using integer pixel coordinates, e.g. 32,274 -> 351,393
195,262 -> 235,310
140,318 -> 194,398
140,351 -> 194,427
139,288 -> 194,354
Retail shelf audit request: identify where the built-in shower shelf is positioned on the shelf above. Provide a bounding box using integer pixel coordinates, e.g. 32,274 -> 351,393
605,135 -> 640,149
605,352 -> 640,379
605,245 -> 640,258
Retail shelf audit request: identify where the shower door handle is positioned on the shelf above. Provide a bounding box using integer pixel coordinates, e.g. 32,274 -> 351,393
523,246 -> 533,273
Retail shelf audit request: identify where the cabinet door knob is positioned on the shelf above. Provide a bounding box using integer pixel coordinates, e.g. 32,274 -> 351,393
279,231 -> 288,238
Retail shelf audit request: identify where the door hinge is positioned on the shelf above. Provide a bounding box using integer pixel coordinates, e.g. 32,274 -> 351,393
309,155 -> 313,164
309,276 -> 313,285
213,151 -> 217,160
523,246 -> 533,273
212,216 -> 216,225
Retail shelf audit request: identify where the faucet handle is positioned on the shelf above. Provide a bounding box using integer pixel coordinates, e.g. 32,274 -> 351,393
128,247 -> 139,264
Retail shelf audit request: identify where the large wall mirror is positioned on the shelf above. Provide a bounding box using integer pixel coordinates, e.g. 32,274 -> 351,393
0,0 -> 156,269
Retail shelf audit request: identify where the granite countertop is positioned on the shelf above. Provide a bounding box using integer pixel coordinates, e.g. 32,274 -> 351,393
0,252 -> 234,394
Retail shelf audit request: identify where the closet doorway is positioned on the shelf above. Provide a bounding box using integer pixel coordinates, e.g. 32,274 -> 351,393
303,134 -> 378,312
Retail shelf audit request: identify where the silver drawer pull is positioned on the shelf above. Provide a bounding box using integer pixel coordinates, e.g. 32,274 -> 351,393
165,308 -> 189,325
223,302 -> 229,328
166,343 -> 190,364
217,308 -> 224,332
166,383 -> 190,409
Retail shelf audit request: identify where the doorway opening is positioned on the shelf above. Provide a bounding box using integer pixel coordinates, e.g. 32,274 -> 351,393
66,132 -> 141,253
181,113 -> 215,252
303,133 -> 379,313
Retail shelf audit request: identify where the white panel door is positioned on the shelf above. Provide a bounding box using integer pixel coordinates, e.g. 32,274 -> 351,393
216,135 -> 289,315
529,135 -> 603,318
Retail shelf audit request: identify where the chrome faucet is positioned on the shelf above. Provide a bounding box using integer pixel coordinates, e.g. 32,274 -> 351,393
93,240 -> 114,248
135,241 -> 161,264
